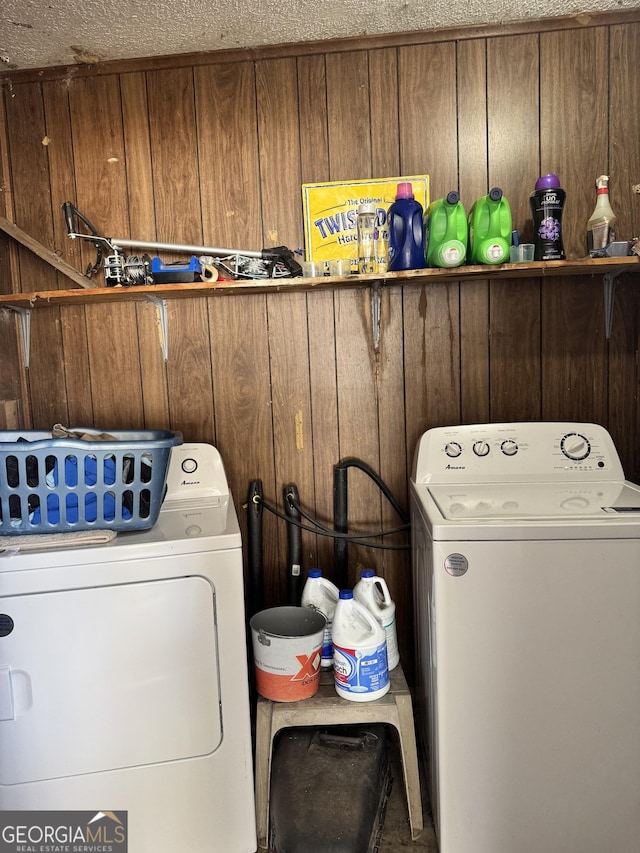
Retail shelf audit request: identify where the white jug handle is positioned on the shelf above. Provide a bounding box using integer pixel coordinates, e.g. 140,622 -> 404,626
353,598 -> 381,633
373,578 -> 392,606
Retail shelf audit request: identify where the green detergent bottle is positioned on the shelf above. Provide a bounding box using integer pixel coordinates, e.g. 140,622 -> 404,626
468,187 -> 512,264
424,191 -> 468,268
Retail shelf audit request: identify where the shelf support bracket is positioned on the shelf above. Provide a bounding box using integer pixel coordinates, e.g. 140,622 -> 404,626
370,280 -> 382,353
146,295 -> 169,361
603,268 -> 625,340
3,305 -> 32,369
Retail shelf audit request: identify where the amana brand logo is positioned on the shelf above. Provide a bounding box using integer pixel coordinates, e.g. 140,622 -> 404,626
445,464 -> 465,470
180,479 -> 200,486
0,811 -> 127,853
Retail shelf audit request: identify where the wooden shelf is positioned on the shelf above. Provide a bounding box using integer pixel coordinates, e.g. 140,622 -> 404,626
0,255 -> 638,310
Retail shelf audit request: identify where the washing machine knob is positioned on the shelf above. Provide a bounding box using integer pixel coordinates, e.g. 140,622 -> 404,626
473,441 -> 490,457
501,439 -> 518,457
561,433 -> 591,461
444,442 -> 462,458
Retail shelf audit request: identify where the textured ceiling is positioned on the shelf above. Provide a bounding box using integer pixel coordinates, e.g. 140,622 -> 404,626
1,0 -> 637,71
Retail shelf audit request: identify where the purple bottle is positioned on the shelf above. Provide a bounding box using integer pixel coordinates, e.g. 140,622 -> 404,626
387,182 -> 425,271
530,173 -> 566,261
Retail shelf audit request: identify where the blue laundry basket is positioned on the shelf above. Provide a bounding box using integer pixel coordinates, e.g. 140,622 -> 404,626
0,428 -> 182,535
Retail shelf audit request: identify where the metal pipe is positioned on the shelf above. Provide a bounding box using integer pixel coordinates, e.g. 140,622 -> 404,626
109,236 -> 264,259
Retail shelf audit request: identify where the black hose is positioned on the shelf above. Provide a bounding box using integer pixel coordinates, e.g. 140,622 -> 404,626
333,457 -> 409,587
261,494 -> 409,549
247,480 -> 264,617
335,457 -> 409,524
284,484 -> 302,605
333,465 -> 349,588
291,495 -> 409,539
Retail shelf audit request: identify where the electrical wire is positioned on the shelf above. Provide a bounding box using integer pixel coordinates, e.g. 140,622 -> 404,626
334,457 -> 409,524
254,494 -> 411,551
290,494 -> 409,538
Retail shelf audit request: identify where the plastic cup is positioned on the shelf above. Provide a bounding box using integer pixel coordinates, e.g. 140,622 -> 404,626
300,261 -> 324,278
510,244 -> 535,263
329,258 -> 352,277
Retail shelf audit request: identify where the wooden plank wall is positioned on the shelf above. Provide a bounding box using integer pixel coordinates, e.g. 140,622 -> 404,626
2,13 -> 640,675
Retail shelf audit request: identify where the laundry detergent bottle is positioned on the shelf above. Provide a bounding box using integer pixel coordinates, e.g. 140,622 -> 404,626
332,590 -> 390,702
301,568 -> 340,668
387,182 -> 425,271
424,191 -> 468,268
353,569 -> 400,670
468,187 -> 512,264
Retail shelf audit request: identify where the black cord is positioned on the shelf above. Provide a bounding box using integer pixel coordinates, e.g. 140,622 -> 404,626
290,493 -> 409,538
335,457 -> 409,524
255,494 -> 410,551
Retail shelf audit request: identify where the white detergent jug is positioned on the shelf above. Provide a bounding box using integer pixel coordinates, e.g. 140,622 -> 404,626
332,590 -> 389,702
301,568 -> 340,668
353,569 -> 400,670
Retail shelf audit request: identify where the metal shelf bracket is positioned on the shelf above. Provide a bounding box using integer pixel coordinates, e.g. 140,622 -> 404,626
3,305 -> 32,369
146,295 -> 169,361
603,268 -> 626,340
370,280 -> 382,353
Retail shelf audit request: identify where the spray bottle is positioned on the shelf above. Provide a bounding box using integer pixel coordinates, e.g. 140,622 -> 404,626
587,175 -> 617,254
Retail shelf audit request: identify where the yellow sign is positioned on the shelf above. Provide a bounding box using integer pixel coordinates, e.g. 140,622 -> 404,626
302,175 -> 430,271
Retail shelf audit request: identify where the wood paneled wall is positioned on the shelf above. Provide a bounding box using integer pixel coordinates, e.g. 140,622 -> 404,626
2,12 -> 640,673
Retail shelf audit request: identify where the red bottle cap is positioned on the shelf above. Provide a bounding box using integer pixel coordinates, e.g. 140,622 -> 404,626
396,182 -> 414,199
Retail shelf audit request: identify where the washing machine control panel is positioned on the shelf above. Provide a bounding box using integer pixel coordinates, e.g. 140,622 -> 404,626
412,422 -> 625,484
164,443 -> 230,500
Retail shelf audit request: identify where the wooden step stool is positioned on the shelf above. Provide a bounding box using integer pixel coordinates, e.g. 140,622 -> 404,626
254,664 -> 423,849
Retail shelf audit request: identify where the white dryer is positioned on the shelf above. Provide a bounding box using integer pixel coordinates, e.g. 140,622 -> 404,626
0,443 -> 256,853
410,422 -> 640,853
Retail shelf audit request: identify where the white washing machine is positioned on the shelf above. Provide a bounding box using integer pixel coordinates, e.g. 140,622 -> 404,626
0,443 -> 256,853
410,422 -> 640,853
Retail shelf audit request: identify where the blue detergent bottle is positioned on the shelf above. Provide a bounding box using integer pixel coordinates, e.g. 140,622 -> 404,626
468,187 -> 512,264
387,182 -> 425,271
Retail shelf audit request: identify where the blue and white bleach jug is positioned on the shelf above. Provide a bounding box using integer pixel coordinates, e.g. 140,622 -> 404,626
332,590 -> 389,701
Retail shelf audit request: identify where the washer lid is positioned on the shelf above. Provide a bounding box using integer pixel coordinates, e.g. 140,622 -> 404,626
428,481 -> 640,522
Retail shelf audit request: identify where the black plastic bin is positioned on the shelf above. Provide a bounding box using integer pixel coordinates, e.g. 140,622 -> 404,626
269,724 -> 391,853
